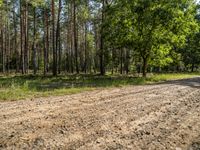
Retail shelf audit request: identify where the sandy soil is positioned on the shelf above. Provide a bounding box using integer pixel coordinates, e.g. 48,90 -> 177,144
0,77 -> 200,150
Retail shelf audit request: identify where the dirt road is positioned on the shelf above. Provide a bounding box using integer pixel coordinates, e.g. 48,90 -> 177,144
0,78 -> 200,150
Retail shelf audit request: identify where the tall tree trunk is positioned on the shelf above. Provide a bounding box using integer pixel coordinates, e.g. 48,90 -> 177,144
111,48 -> 114,74
24,1 -> 29,74
7,19 -> 10,73
71,2 -> 74,74
52,0 -> 57,76
13,6 -> 19,73
1,29 -> 5,73
20,0 -> 25,74
46,11 -> 49,73
73,0 -> 79,74
65,3 -> 70,73
5,0 -> 9,73
125,48 -> 130,74
56,0 -> 62,74
84,21 -> 87,74
100,0 -> 105,75
33,7 -> 37,75
44,8 -> 49,76
84,0 -> 89,74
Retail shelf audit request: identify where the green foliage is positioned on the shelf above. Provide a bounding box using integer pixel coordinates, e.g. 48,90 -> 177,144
179,5 -> 200,71
104,0 -> 198,74
29,0 -> 45,7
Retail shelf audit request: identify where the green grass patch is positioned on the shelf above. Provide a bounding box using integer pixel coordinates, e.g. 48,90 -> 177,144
0,72 -> 199,101
146,73 -> 200,83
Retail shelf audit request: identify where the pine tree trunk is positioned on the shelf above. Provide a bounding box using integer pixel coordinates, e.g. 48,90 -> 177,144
84,0 -> 88,74
125,48 -> 130,74
84,22 -> 87,74
44,8 -> 49,76
56,0 -> 62,74
70,1 -> 74,74
24,1 -> 29,74
100,0 -> 105,75
20,0 -> 25,74
13,7 -> 19,73
52,0 -> 57,76
33,7 -> 37,75
1,29 -> 5,73
73,0 -> 79,74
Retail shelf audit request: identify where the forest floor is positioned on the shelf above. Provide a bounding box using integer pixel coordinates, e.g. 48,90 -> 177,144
0,77 -> 200,149
0,73 -> 199,101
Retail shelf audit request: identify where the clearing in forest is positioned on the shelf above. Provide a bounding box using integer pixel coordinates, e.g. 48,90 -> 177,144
0,77 -> 200,149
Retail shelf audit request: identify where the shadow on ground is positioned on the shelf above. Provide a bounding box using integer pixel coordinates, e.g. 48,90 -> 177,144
187,136 -> 200,150
0,74 -> 146,92
0,75 -> 199,93
165,77 -> 200,89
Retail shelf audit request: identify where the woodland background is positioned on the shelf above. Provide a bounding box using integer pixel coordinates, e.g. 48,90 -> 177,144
0,0 -> 200,77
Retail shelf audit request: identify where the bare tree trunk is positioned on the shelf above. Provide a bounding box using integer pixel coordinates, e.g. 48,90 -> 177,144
125,48 -> 130,74
84,0 -> 89,74
56,0 -> 62,74
111,48 -> 114,74
13,6 -> 19,73
100,0 -> 105,75
65,3 -> 71,73
1,29 -> 5,73
7,19 -> 10,73
84,21 -> 87,74
33,7 -> 37,75
20,0 -> 25,74
24,1 -> 29,74
44,8 -> 49,76
71,2 -> 74,74
47,11 -> 49,73
52,0 -> 57,76
73,0 -> 79,74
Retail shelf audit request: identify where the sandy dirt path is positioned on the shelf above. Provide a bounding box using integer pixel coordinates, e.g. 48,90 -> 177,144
0,78 -> 200,150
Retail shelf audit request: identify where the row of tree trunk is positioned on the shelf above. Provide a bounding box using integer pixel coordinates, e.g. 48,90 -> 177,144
0,0 -> 132,76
